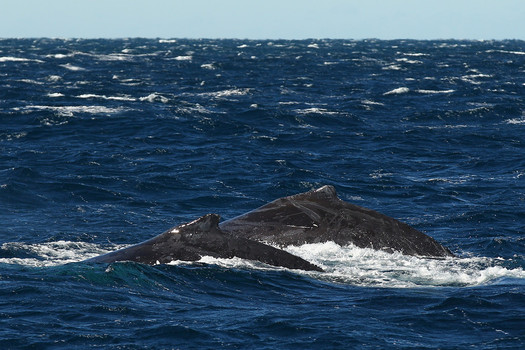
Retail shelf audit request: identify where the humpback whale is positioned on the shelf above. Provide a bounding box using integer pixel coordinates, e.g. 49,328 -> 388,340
220,185 -> 454,258
86,213 -> 323,272
86,185 -> 453,271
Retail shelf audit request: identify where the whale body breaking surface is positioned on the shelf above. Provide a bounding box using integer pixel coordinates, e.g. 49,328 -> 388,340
86,185 -> 454,271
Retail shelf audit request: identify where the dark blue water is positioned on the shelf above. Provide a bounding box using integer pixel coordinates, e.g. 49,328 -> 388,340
1,38 -> 524,349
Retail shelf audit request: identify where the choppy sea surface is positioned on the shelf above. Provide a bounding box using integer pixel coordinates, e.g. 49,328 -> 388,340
1,38 -> 524,349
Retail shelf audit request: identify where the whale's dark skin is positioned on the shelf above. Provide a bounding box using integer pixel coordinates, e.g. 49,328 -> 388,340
85,214 -> 323,272
86,185 -> 452,272
220,185 -> 454,258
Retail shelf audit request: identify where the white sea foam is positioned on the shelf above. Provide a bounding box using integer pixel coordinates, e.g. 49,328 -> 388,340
463,73 -> 493,79
21,105 -> 125,117
60,63 -> 86,71
47,92 -> 64,98
2,239 -> 523,288
384,87 -> 410,95
294,107 -> 338,115
361,100 -> 385,106
200,88 -> 251,98
460,73 -> 493,85
0,131 -> 28,141
139,93 -> 170,103
175,103 -> 213,115
505,116 -> 525,125
18,79 -> 43,85
396,58 -> 423,64
279,101 -> 301,105
0,241 -> 126,267
285,242 -> 525,288
45,53 -> 71,59
215,88 -> 250,97
486,49 -> 525,55
173,55 -> 192,61
416,89 -> 455,94
76,93 -> 136,101
383,64 -> 403,71
94,53 -> 133,61
427,176 -> 470,184
47,75 -> 62,82
0,56 -> 43,63
402,52 -> 429,57
201,63 -> 216,70
423,124 -> 469,130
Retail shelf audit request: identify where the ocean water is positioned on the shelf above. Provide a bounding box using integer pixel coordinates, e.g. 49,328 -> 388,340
1,38 -> 524,349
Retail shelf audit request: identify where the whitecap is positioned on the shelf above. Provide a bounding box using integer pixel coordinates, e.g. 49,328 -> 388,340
402,52 -> 429,57
486,49 -> 525,55
382,65 -> 402,71
47,92 -> 64,98
396,58 -> 423,64
422,124 -> 469,130
416,89 -> 455,94
384,87 -> 410,95
294,107 -> 338,115
45,53 -> 70,59
0,56 -> 43,63
174,103 -> 213,115
462,73 -> 493,79
201,63 -> 216,70
139,93 -> 169,103
18,79 -> 43,85
505,116 -> 525,125
361,100 -> 385,106
158,39 -> 177,43
0,241 -> 127,267
427,175 -> 472,185
201,88 -> 251,98
23,105 -> 125,117
285,242 -> 525,288
94,53 -> 133,61
76,93 -> 136,101
0,131 -> 28,141
460,73 -> 493,85
4,239 -> 523,287
60,63 -> 86,71
173,55 -> 192,61
47,75 -> 62,82
308,43 -> 320,49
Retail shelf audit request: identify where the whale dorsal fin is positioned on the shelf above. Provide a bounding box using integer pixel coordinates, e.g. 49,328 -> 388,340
181,213 -> 221,232
292,185 -> 338,201
314,185 -> 337,197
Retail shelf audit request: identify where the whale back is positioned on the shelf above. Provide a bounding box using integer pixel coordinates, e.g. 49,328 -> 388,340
86,214 -> 323,271
220,185 -> 454,257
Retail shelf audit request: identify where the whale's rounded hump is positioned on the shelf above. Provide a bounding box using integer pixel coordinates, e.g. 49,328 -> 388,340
285,185 -> 340,203
179,213 -> 221,233
220,185 -> 454,258
313,185 -> 338,198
